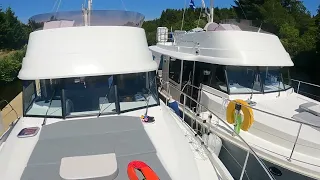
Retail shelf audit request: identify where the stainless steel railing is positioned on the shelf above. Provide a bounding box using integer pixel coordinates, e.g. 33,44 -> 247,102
0,98 -> 20,143
291,79 -> 320,101
159,79 -> 276,180
159,77 -> 320,166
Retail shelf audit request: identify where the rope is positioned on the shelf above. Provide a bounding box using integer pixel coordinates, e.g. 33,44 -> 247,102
51,0 -> 59,12
56,0 -> 62,12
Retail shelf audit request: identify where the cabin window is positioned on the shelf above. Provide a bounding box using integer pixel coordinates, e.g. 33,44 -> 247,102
182,61 -> 194,84
63,75 -> 116,117
23,79 -> 62,117
169,58 -> 181,84
117,71 -> 158,112
260,67 -> 285,92
196,63 -> 228,93
226,66 -> 261,94
23,81 -> 36,114
158,55 -> 164,70
281,67 -> 291,89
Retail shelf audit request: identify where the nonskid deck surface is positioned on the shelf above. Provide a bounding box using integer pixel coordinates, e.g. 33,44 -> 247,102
21,116 -> 171,180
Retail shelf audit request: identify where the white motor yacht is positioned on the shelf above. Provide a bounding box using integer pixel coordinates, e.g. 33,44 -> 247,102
150,1 -> 320,180
0,3 -> 275,180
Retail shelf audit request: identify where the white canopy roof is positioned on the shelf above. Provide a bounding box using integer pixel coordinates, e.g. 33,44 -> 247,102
152,30 -> 294,67
19,26 -> 157,80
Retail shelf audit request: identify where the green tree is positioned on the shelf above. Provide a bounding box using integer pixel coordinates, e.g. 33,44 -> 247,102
233,0 -> 265,20
0,7 -> 30,50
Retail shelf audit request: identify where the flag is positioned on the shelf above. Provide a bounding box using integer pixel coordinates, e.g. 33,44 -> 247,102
201,0 -> 206,8
189,0 -> 196,9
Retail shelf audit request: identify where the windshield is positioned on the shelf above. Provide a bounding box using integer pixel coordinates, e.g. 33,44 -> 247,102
226,66 -> 261,94
29,10 -> 145,30
22,71 -> 159,118
23,79 -> 62,117
259,67 -> 285,93
226,66 -> 291,94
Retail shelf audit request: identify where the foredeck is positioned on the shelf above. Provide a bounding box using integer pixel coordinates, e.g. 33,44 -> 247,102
21,116 -> 170,180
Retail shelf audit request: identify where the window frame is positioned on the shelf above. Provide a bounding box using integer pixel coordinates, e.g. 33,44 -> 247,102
23,80 -> 64,118
168,58 -> 182,85
22,71 -> 160,119
225,66 -> 292,95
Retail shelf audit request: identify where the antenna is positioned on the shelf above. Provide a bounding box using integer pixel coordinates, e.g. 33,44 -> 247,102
88,0 -> 92,26
120,0 -> 127,11
236,0 -> 248,20
181,0 -> 187,30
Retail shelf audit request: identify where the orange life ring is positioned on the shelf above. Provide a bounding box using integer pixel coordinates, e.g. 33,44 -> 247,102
127,161 -> 159,180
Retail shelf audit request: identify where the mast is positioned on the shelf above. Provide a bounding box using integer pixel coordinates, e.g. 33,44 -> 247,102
82,0 -> 92,26
210,0 -> 214,22
88,0 -> 92,26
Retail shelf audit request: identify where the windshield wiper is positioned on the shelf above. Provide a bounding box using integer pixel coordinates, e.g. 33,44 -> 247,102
42,89 -> 56,126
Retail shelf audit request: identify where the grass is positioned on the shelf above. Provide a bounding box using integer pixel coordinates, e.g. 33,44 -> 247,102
0,50 -> 17,59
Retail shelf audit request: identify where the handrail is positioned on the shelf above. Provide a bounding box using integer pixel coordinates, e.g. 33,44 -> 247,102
291,79 -> 320,89
160,80 -> 276,180
179,81 -> 320,128
160,77 -> 320,165
0,98 -> 19,120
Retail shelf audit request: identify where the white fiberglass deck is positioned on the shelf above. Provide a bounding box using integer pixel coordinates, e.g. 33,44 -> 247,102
198,87 -> 320,179
0,103 -> 225,180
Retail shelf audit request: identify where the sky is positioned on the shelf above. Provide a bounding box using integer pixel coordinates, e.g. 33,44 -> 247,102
1,0 -> 319,23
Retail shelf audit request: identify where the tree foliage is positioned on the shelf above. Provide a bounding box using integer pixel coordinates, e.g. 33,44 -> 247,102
0,7 -> 30,83
142,1 -> 320,83
0,8 -> 30,50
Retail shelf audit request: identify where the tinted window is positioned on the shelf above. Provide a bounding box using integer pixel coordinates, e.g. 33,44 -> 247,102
227,66 -> 261,94
64,75 -> 116,117
117,72 -> 158,112
23,79 -> 62,117
198,63 -> 228,93
169,58 -> 181,84
260,67 -> 285,92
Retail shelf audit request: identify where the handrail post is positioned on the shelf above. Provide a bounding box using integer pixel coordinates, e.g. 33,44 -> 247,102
183,93 -> 186,121
240,151 -> 250,180
166,82 -> 169,105
288,123 -> 302,161
297,81 -> 301,94
0,99 -> 18,119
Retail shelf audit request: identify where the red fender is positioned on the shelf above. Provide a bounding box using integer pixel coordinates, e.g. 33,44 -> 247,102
127,161 -> 159,180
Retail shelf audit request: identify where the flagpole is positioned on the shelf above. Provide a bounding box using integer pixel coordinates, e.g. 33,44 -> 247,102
181,0 -> 187,30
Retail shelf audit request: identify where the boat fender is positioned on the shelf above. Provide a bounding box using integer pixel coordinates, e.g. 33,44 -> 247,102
127,161 -> 159,180
226,99 -> 254,131
202,132 -> 222,156
168,99 -> 181,117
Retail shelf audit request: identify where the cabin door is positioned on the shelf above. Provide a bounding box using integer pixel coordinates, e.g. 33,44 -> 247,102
167,58 -> 182,101
191,62 -> 213,111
